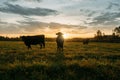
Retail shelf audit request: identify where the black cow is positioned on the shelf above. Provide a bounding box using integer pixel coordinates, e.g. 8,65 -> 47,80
56,32 -> 64,51
21,35 -> 45,49
83,39 -> 89,45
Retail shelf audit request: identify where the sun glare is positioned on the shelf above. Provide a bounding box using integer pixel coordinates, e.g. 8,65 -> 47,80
63,33 -> 69,39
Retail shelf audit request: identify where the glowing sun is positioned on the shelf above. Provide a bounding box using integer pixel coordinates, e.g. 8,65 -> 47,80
63,34 -> 69,39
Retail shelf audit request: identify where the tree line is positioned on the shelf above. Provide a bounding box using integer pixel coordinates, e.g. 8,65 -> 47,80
93,26 -> 120,43
0,26 -> 120,42
0,36 -> 21,41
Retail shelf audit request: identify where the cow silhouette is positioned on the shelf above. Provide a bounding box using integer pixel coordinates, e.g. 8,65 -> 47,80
21,35 -> 45,49
56,32 -> 64,52
83,39 -> 89,45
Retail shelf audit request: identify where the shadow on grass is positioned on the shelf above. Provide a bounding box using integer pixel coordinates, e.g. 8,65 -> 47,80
0,51 -> 120,80
0,63 -> 120,80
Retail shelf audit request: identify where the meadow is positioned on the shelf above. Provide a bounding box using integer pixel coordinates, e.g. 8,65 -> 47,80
0,41 -> 120,80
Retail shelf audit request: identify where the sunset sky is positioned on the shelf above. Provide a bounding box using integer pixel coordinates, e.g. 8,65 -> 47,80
0,0 -> 120,38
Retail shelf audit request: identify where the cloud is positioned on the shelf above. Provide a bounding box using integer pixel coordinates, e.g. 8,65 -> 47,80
17,20 -> 48,32
17,20 -> 88,38
106,2 -> 120,9
8,0 -> 18,1
80,9 -> 97,17
0,23 -> 22,34
0,19 -> 8,24
87,12 -> 120,26
0,2 -> 58,16
8,0 -> 42,2
17,19 -> 87,31
48,22 -> 87,29
0,13 -> 90,38
0,16 -> 87,35
87,11 -> 96,17
22,16 -> 36,21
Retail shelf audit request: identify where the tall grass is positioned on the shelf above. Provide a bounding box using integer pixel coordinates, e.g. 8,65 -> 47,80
0,41 -> 120,80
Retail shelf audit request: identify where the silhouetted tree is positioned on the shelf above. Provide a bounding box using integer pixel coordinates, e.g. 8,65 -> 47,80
102,33 -> 105,37
97,30 -> 102,37
114,26 -> 120,36
112,32 -> 116,37
95,30 -> 103,41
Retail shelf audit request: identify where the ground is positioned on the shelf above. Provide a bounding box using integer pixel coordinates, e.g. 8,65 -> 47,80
0,41 -> 120,80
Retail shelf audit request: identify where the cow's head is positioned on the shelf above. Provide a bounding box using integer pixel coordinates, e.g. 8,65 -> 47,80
56,32 -> 63,36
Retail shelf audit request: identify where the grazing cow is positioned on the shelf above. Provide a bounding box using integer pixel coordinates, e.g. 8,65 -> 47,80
83,39 -> 89,45
21,35 -> 45,49
56,32 -> 64,52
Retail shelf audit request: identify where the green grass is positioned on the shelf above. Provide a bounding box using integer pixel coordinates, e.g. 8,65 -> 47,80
0,41 -> 120,80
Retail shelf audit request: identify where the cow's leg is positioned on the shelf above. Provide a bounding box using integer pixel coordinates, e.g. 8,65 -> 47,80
61,47 -> 64,52
61,44 -> 63,51
43,42 -> 45,48
57,46 -> 60,51
28,45 -> 32,49
39,44 -> 42,49
59,43 -> 63,52
57,47 -> 61,53
57,43 -> 60,51
57,44 -> 60,52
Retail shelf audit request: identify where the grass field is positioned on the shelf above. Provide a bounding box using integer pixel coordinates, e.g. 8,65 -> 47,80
0,41 -> 120,80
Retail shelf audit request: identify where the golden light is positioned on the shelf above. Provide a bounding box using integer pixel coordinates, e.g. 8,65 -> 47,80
63,33 -> 69,39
